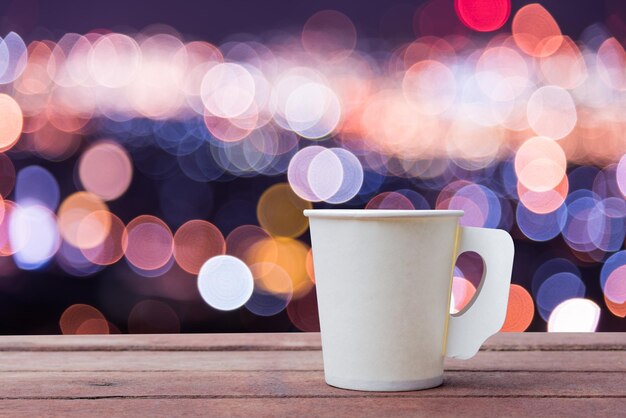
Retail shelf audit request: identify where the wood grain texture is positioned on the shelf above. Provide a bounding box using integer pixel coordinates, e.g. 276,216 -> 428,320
1,398 -> 624,418
0,350 -> 623,372
0,332 -> 623,352
0,333 -> 623,417
0,371 -> 624,398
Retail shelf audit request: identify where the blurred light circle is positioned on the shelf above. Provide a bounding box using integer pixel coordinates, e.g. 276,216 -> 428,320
128,299 -> 180,333
568,166 -> 598,193
307,148 -> 343,201
515,136 -> 566,192
301,10 -> 357,60
532,258 -> 580,296
396,189 -> 430,210
123,215 -> 173,271
203,113 -> 255,143
0,154 -> 15,198
517,174 -> 568,214
285,82 -> 341,139
249,262 -> 293,297
15,165 -> 60,211
76,319 -> 110,335
0,200 -> 18,256
325,148 -> 364,204
286,286 -> 320,331
604,266 -> 626,304
10,204 -> 60,270
306,249 -> 315,283
561,192 -> 600,252
536,272 -> 585,321
245,289 -> 291,317
257,183 -> 311,238
0,94 -> 23,152
288,146 -> 326,201
173,220 -> 225,275
547,298 -> 600,332
600,251 -> 626,302
596,38 -> 626,91
449,184 -> 501,228
78,140 -> 133,201
454,0 -> 510,32
402,60 -> 456,114
516,202 -> 567,242
80,211 -> 126,266
500,284 -> 535,332
587,198 -> 626,252
60,304 -> 108,335
450,276 -> 476,314
593,165 -> 621,200
527,86 -> 576,140
0,32 -> 28,84
90,33 -> 141,88
58,192 -> 110,249
57,240 -> 103,277
616,154 -> 626,197
226,225 -> 276,265
249,237 -> 313,299
201,63 -> 255,118
475,46 -> 528,102
75,209 -> 116,252
512,3 -> 563,57
197,255 -> 254,311
245,263 -> 293,317
604,295 -> 626,318
539,37 -> 587,90
366,191 -> 414,209
31,125 -> 82,162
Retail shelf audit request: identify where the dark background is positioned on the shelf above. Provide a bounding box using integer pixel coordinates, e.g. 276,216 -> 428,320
0,0 -> 624,334
0,1 -> 613,43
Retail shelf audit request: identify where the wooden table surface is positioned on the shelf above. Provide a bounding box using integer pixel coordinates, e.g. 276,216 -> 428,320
0,333 -> 624,417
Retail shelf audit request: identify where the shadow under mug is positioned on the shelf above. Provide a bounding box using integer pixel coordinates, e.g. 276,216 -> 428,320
305,209 -> 514,392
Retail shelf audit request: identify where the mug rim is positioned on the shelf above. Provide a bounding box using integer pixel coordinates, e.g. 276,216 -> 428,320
303,209 -> 464,218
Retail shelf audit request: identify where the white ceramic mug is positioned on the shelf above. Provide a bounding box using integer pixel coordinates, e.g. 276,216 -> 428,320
304,209 -> 514,391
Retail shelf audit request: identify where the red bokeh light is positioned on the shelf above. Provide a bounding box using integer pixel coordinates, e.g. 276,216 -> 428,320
455,0 -> 511,32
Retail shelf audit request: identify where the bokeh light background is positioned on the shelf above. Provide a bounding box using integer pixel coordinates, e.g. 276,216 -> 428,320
0,0 -> 625,334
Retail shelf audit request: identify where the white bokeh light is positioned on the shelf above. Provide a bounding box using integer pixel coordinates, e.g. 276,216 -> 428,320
198,255 -> 254,311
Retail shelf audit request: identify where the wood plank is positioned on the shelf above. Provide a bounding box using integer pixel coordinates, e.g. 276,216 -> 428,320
0,350 -> 623,372
0,333 -> 623,352
0,371 -> 623,399
1,398 -> 624,418
0,333 -> 322,352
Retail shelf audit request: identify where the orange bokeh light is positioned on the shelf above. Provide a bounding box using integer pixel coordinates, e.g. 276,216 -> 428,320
305,248 -> 315,283
515,136 -> 566,192
58,192 -> 110,249
250,262 -> 293,297
257,183 -> 311,238
501,284 -> 535,332
59,304 -> 109,335
246,236 -> 312,299
604,294 -> 626,318
512,4 -> 562,57
0,94 -> 23,152
173,220 -> 225,274
517,171 -> 568,215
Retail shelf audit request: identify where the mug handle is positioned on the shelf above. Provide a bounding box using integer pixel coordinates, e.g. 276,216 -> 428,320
445,226 -> 515,360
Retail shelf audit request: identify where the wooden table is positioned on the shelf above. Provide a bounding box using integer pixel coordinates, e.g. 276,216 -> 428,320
0,333 -> 624,417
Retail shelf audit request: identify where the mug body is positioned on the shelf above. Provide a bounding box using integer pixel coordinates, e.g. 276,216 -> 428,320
306,209 -> 463,391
